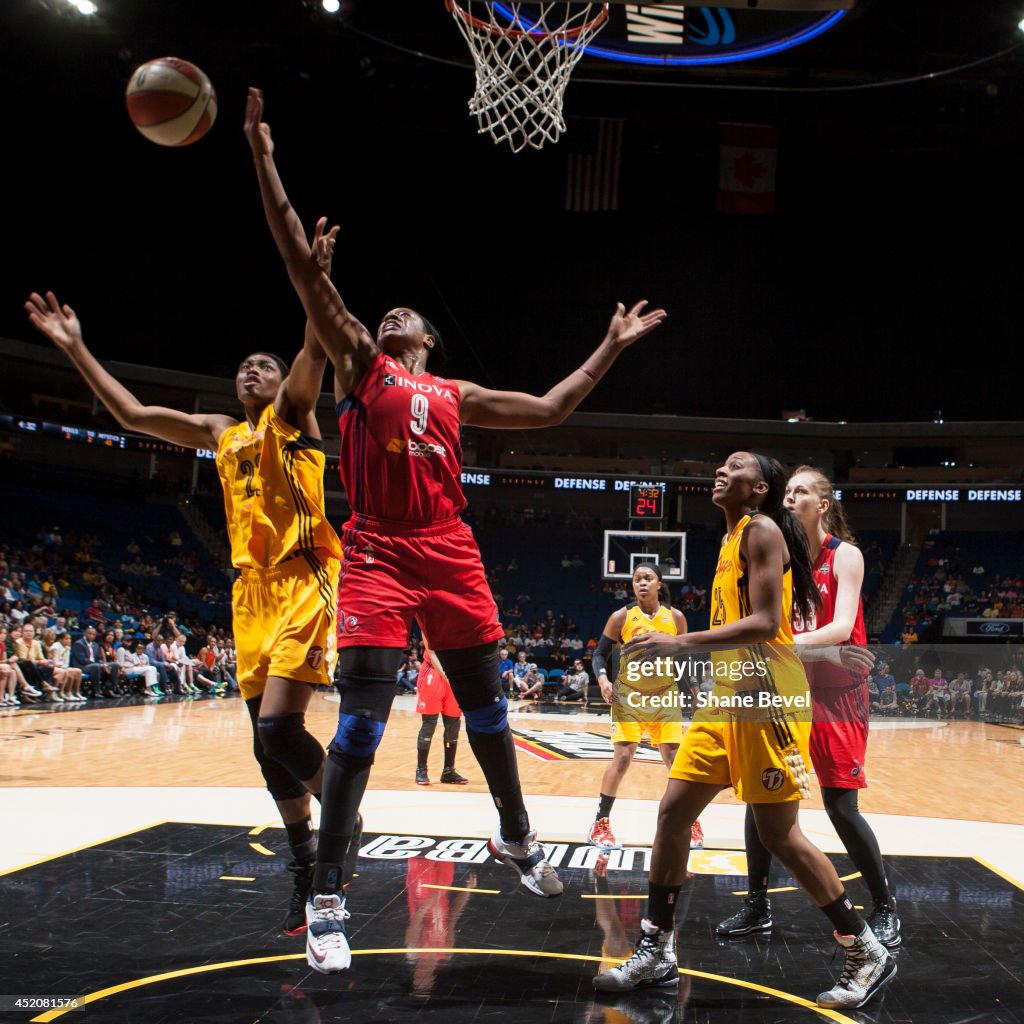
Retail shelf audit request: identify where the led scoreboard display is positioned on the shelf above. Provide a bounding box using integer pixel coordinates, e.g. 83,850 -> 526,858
629,485 -> 664,520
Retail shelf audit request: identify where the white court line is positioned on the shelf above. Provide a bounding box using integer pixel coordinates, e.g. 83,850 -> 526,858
1,787 -> 1021,888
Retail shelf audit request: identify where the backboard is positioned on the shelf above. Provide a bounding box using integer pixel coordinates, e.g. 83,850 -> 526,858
602,530 -> 686,582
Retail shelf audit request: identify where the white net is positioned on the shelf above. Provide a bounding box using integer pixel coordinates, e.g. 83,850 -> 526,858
446,1 -> 610,153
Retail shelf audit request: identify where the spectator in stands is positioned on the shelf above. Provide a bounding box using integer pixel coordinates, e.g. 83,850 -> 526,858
13,623 -> 60,700
145,633 -> 176,694
901,625 -> 919,647
99,631 -> 127,695
396,652 -> 421,694
515,663 -> 546,701
872,684 -> 898,716
497,647 -> 515,697
117,640 -> 162,697
71,625 -> 120,698
923,669 -> 950,719
9,600 -> 29,625
510,651 -> 531,697
554,658 -> 589,704
909,669 -> 931,714
84,599 -> 106,627
48,631 -> 84,702
872,661 -> 895,696
948,673 -> 972,718
0,626 -> 31,705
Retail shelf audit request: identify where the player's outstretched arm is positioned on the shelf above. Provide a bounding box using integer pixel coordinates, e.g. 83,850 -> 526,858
244,88 -> 377,390
25,291 -> 233,451
275,218 -> 339,436
457,301 -> 666,428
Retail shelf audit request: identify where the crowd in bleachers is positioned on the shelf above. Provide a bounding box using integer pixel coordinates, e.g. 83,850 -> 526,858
868,658 -> 1024,723
0,528 -> 237,705
882,531 -> 1024,644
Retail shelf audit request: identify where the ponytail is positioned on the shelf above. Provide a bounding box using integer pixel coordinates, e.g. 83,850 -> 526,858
752,454 -> 820,623
791,464 -> 856,545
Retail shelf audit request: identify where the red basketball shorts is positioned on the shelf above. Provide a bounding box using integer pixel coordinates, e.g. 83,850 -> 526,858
415,663 -> 462,717
336,513 -> 505,651
809,684 -> 869,789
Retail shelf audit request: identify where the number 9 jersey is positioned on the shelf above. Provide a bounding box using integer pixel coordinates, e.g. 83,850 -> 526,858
338,352 -> 467,523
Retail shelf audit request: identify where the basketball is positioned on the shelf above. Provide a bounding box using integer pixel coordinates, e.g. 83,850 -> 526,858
125,57 -> 217,147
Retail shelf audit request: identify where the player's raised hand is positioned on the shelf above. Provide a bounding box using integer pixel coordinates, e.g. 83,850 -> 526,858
25,291 -> 84,352
606,300 -> 667,349
244,87 -> 274,158
311,216 -> 340,276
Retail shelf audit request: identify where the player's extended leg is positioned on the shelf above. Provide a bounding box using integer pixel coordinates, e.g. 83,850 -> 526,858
306,646 -> 402,973
717,803 -> 774,937
253,677 -> 331,936
822,787 -> 901,948
656,741 -> 702,849
594,777 -> 720,993
752,801 -> 896,1009
439,714 -> 468,784
437,642 -> 562,898
416,714 -> 438,785
589,741 -> 636,851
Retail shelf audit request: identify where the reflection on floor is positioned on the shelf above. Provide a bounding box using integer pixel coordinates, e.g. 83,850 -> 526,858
4,823 -> 1023,1023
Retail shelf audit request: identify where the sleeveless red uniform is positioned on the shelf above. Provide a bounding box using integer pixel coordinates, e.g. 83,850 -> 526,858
415,657 -> 462,718
335,352 -> 503,650
794,534 -> 869,790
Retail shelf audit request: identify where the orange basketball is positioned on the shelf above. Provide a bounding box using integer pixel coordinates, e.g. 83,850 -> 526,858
125,57 -> 217,147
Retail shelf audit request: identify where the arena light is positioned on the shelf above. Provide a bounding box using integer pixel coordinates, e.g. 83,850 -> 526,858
322,0 -> 340,12
66,0 -> 98,13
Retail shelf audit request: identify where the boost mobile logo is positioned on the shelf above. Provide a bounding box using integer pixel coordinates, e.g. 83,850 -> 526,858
387,438 -> 447,458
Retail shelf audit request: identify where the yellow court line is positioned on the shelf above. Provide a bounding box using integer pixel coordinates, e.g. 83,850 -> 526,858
30,948 -> 859,1023
420,883 -> 500,894
581,894 -> 647,900
974,857 -> 1024,892
0,822 -> 166,878
249,843 -> 275,856
248,821 -> 283,837
220,876 -> 256,882
733,870 -> 862,897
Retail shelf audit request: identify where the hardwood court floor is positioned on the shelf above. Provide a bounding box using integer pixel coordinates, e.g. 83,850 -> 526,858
2,694 -> 1024,1023
2,691 -> 1022,824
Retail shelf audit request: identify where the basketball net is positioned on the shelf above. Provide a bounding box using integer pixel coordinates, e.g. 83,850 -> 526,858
446,1 -> 610,153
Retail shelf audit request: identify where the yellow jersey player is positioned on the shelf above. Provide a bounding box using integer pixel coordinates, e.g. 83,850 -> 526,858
594,452 -> 895,1011
25,255 -> 356,939
589,564 -> 703,851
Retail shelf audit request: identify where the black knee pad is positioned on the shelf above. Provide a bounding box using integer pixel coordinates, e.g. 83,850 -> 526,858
246,697 -> 306,802
330,647 -> 403,761
435,643 -> 507,734
418,714 -> 439,745
257,712 -> 324,783
822,786 -> 860,824
441,714 -> 461,744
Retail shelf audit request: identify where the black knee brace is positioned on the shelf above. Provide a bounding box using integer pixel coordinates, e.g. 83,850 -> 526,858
418,714 -> 439,747
436,643 -> 507,733
257,712 -> 324,784
442,714 -> 461,744
246,697 -> 306,802
329,647 -> 404,763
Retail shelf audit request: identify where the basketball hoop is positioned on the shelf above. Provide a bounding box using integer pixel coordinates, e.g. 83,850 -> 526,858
446,1 -> 610,153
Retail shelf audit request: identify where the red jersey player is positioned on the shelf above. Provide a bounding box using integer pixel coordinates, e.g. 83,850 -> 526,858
717,466 -> 901,950
244,87 -> 667,975
414,646 -> 468,786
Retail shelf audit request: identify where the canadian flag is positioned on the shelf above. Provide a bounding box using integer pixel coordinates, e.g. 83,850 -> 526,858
716,123 -> 779,215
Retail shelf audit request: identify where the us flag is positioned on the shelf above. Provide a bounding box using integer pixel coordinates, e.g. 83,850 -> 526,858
565,117 -> 625,213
